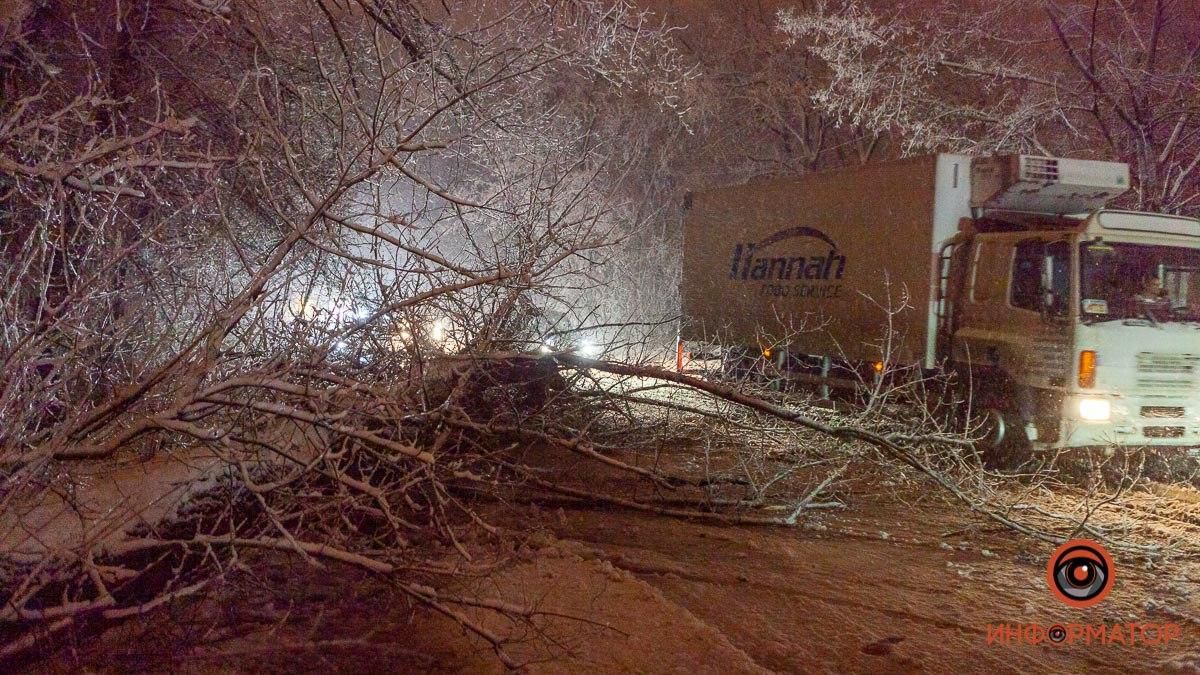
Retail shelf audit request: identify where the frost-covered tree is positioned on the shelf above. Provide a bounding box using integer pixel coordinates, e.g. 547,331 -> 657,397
778,0 -> 1200,213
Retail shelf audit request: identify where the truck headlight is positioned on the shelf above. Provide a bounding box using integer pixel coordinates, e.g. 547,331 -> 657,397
1078,398 -> 1111,421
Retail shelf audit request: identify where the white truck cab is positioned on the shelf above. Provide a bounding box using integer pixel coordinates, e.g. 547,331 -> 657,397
946,158 -> 1200,452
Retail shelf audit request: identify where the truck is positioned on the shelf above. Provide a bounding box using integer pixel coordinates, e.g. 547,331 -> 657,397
679,154 -> 1200,454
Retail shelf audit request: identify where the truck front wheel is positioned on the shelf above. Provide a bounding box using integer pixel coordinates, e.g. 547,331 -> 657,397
971,406 -> 1032,468
977,408 -> 1007,448
952,370 -> 1034,468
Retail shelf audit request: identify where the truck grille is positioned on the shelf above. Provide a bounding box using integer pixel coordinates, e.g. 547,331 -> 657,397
1144,426 -> 1186,438
1141,406 -> 1186,418
1137,352 -> 1198,373
1136,352 -> 1199,392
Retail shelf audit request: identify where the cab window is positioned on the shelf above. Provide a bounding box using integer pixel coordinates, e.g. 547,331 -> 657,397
1011,239 -> 1069,315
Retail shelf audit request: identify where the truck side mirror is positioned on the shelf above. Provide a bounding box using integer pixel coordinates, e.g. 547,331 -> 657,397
1040,242 -> 1069,318
1040,263 -> 1056,316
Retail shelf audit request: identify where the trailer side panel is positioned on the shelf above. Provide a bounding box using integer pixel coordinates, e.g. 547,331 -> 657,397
681,154 -> 962,365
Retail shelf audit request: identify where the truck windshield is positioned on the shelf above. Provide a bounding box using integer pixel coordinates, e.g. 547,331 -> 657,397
1080,242 -> 1200,323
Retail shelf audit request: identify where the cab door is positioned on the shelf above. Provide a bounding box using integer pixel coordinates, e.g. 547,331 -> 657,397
952,234 -> 1075,435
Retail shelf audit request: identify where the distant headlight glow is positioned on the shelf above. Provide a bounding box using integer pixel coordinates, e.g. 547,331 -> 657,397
428,317 -> 449,345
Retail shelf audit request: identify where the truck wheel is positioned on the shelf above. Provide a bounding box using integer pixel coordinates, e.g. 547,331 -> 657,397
977,408 -> 1007,448
984,410 -> 1032,468
974,407 -> 1032,469
946,367 -> 1034,469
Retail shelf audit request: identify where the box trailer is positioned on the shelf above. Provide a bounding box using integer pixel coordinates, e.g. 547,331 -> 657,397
680,154 -> 1200,453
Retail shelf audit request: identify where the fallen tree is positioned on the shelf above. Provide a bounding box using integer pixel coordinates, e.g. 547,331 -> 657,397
5,346 -> 1192,665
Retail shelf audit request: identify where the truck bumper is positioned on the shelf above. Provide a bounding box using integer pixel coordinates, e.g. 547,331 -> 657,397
1055,394 -> 1200,449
